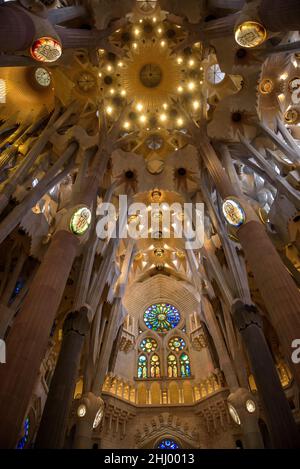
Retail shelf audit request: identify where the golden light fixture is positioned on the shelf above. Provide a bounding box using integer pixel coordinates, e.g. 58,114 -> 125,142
235,21 -> 267,48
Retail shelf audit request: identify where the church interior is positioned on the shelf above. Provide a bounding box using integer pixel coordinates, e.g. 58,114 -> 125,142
0,0 -> 300,450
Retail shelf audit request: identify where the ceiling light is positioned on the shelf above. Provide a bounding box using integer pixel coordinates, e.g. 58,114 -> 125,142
160,113 -> 167,122
136,103 -> 144,112
134,28 -> 140,36
163,103 -> 168,110
160,40 -> 166,47
177,117 -> 184,126
106,106 -> 113,115
188,81 -> 195,91
109,88 -> 115,95
193,100 -> 200,110
117,61 -> 123,67
177,86 -> 183,93
107,65 -> 112,72
132,42 -> 138,49
123,121 -> 130,129
140,115 -> 147,123
177,57 -> 183,64
189,59 -> 195,67
121,89 -> 126,96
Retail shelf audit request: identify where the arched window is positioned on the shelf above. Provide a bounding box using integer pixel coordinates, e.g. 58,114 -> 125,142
150,354 -> 160,378
180,353 -> 191,378
168,337 -> 186,352
157,438 -> 180,449
0,79 -> 6,104
137,355 -> 147,379
140,337 -> 158,353
144,303 -> 180,333
16,417 -> 30,449
167,354 -> 178,378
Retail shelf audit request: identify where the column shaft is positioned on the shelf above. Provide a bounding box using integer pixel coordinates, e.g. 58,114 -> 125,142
259,0 -> 300,31
238,221 -> 300,387
35,310 -> 89,448
233,304 -> 300,448
0,230 -> 79,448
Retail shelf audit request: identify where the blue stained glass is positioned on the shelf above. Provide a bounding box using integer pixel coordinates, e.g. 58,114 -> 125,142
144,303 -> 180,333
157,439 -> 180,449
16,417 -> 30,449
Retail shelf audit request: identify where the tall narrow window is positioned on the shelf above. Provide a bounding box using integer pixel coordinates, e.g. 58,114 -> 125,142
150,354 -> 160,378
0,79 -> 6,104
138,354 -> 147,379
180,353 -> 191,377
167,354 -> 178,378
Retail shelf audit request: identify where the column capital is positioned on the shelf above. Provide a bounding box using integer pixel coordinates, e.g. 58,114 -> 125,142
231,299 -> 263,332
63,307 -> 90,337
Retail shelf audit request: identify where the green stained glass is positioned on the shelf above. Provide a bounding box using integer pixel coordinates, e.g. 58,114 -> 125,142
140,337 -> 158,353
168,336 -> 186,352
180,353 -> 191,378
144,303 -> 180,333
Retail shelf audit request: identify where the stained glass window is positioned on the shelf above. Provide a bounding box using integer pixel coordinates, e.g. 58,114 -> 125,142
167,354 -> 178,378
16,417 -> 30,450
138,355 -> 147,379
140,337 -> 158,353
168,337 -> 185,352
180,353 -> 191,378
144,303 -> 180,333
150,354 -> 161,378
157,439 -> 180,449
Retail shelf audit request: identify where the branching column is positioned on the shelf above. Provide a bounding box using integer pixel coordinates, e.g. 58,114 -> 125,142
259,0 -> 300,31
199,139 -> 300,387
0,229 -> 80,448
232,301 -> 300,448
35,308 -> 90,449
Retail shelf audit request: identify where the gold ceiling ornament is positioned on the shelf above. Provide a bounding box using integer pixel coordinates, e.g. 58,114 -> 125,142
98,18 -> 204,133
284,108 -> 299,125
120,40 -> 181,112
235,21 -> 267,48
259,78 -> 274,95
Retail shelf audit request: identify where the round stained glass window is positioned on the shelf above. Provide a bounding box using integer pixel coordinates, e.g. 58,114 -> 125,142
157,439 -> 180,449
144,303 -> 180,333
222,199 -> 245,228
70,207 -> 92,235
140,337 -> 158,353
30,37 -> 62,63
168,337 -> 186,351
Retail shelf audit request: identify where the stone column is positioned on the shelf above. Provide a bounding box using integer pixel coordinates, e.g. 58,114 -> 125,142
0,230 -> 80,448
237,221 -> 300,387
35,308 -> 90,449
259,0 -> 300,31
0,4 -> 35,53
232,300 -> 300,449
199,139 -> 300,388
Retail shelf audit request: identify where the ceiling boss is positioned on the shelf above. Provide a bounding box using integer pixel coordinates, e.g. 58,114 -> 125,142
97,12 -> 205,134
